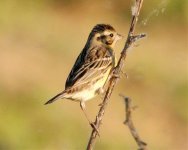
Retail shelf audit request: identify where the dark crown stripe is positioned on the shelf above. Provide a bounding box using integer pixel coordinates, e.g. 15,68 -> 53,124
92,24 -> 115,33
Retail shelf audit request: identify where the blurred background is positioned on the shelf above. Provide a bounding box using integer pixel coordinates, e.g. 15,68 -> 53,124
0,0 -> 187,149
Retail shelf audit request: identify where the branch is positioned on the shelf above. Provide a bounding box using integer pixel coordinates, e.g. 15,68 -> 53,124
122,96 -> 147,150
86,0 -> 145,149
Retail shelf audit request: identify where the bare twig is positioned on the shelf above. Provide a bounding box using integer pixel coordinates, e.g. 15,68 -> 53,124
86,0 -> 145,149
122,96 -> 147,150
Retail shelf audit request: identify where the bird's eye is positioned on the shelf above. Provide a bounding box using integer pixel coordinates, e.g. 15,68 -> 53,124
109,33 -> 114,37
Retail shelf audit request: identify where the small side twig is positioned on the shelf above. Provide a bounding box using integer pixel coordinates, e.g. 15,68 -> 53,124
122,96 -> 147,150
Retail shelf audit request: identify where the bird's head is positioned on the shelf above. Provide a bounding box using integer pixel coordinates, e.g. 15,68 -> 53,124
88,24 -> 123,48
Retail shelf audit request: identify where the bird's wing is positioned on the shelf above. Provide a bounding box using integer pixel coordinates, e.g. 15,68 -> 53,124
65,46 -> 114,89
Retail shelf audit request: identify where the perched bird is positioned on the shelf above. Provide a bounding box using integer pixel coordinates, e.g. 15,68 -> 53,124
45,24 -> 123,128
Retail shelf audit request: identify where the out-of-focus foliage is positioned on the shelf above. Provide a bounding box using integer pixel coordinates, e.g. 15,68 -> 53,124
0,0 -> 187,150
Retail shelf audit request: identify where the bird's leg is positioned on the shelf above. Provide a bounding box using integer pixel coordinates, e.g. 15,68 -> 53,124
80,101 -> 100,136
80,101 -> 91,124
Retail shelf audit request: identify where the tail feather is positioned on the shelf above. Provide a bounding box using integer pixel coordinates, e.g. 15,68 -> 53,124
44,91 -> 65,105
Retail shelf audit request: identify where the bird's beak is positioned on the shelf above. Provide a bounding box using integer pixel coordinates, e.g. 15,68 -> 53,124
116,33 -> 124,41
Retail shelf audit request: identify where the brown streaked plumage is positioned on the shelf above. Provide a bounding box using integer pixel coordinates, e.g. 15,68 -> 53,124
45,24 -> 123,128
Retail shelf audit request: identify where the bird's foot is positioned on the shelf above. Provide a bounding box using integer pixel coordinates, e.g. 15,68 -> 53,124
90,122 -> 100,137
111,68 -> 120,79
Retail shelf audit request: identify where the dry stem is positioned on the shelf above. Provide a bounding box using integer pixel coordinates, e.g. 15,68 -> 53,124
86,0 -> 145,149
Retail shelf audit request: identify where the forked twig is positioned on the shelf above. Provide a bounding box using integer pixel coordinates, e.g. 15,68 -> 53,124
122,96 -> 148,150
87,0 -> 145,149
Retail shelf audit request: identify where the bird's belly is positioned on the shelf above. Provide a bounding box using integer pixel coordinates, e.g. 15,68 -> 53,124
71,69 -> 111,101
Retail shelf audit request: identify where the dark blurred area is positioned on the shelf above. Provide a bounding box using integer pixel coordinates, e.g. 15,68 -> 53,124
0,0 -> 187,150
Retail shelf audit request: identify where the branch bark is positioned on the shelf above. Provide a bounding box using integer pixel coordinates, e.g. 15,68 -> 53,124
86,0 -> 145,149
123,96 -> 147,150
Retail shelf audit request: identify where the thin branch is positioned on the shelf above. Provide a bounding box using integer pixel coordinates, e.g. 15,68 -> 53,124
86,0 -> 145,149
122,96 -> 147,150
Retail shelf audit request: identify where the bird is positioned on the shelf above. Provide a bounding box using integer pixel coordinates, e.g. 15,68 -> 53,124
45,24 -> 123,129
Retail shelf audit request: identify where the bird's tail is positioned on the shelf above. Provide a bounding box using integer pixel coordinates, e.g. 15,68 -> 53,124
44,91 -> 66,105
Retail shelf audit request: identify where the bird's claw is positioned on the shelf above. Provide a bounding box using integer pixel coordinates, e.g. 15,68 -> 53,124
90,122 -> 100,137
111,68 -> 120,79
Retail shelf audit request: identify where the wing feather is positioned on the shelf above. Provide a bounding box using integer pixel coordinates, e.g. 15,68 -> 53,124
65,46 -> 114,89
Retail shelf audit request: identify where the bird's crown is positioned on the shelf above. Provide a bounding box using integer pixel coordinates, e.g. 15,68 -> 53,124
92,24 -> 115,34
